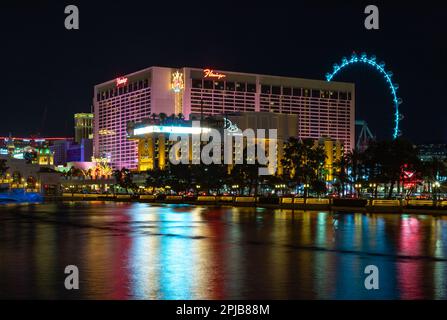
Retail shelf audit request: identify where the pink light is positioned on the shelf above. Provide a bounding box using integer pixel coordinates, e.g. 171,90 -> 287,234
116,77 -> 128,87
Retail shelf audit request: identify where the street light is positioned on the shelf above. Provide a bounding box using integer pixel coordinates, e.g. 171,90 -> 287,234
434,181 -> 441,201
354,183 -> 362,198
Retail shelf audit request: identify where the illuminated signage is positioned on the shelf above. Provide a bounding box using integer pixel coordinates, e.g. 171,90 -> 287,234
203,69 -> 226,79
134,125 -> 211,136
171,71 -> 184,93
224,118 -> 240,133
116,77 -> 128,87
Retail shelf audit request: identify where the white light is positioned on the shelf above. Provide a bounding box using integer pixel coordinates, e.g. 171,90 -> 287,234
133,125 -> 211,136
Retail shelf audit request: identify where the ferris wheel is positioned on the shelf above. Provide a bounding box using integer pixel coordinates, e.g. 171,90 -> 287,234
325,52 -> 403,140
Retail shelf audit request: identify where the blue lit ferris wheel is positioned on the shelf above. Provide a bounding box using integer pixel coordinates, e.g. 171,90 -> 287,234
325,52 -> 403,139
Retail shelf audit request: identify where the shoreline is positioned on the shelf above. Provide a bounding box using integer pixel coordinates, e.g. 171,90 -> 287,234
40,195 -> 447,215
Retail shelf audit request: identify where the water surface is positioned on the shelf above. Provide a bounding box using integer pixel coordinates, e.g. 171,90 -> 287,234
0,202 -> 446,299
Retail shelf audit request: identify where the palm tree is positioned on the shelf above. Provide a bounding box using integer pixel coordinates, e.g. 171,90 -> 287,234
419,157 -> 447,199
150,113 -> 158,123
113,168 -> 136,194
282,138 -> 327,198
363,139 -> 420,199
0,159 -> 8,178
159,113 -> 167,124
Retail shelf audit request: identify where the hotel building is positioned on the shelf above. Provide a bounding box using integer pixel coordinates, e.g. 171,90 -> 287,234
94,67 -> 355,170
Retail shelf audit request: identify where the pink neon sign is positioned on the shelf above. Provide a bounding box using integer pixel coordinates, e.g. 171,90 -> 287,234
116,77 -> 128,87
203,69 -> 226,79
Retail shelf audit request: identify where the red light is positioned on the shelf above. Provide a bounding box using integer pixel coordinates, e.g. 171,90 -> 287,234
116,77 -> 128,87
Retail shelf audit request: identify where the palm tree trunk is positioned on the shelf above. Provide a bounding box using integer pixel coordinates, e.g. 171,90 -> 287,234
388,182 -> 394,199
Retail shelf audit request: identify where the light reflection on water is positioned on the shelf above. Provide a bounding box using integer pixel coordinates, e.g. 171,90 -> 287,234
0,202 -> 446,300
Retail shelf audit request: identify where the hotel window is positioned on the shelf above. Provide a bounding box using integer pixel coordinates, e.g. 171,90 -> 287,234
214,81 -> 225,90
282,87 -> 291,96
138,80 -> 143,89
303,89 -> 310,97
247,83 -> 256,92
235,82 -> 246,92
226,81 -> 235,91
329,91 -> 338,99
204,80 -> 213,89
347,92 -> 352,100
339,92 -> 347,100
293,88 -> 302,96
271,86 -> 280,95
192,79 -> 202,88
320,91 -> 330,99
261,85 -> 271,94
143,79 -> 149,88
311,89 -> 320,98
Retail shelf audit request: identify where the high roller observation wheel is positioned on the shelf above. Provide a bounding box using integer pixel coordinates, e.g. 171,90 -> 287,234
325,52 -> 403,139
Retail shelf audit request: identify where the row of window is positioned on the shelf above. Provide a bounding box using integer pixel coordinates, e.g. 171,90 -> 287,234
191,79 -> 352,100
260,89 -> 352,100
192,79 -> 257,92
96,79 -> 149,101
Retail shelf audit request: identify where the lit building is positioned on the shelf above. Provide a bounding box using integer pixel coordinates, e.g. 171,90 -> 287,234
127,113 -> 343,181
0,155 -> 61,195
50,138 -> 93,165
94,67 -> 355,170
0,136 -> 73,161
418,143 -> 447,162
36,146 -> 54,165
74,113 -> 94,143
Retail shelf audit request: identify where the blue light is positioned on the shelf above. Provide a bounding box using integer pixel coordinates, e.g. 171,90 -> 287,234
326,53 -> 402,139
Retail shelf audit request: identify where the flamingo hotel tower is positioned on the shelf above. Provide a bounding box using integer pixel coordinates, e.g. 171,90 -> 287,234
93,67 -> 355,170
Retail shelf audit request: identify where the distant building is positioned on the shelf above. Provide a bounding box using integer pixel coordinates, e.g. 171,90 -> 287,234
0,155 -> 61,195
50,140 -> 71,165
67,138 -> 93,162
0,136 -> 72,161
50,138 -> 93,165
74,113 -> 93,144
418,143 -> 447,162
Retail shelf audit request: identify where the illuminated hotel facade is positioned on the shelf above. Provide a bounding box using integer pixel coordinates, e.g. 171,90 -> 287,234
94,67 -> 354,170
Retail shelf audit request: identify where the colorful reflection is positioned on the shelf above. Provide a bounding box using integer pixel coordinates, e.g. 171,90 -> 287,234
0,203 -> 447,299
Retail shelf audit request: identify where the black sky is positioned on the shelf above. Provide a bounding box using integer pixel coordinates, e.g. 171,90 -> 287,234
0,0 -> 446,143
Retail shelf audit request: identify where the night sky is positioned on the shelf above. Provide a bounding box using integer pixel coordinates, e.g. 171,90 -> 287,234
1,1 -> 446,143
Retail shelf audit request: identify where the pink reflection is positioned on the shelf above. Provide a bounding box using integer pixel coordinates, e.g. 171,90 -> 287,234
397,217 -> 423,299
110,212 -> 132,299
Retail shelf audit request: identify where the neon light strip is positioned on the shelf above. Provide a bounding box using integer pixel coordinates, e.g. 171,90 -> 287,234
133,125 -> 211,136
0,137 -> 73,141
325,53 -> 402,139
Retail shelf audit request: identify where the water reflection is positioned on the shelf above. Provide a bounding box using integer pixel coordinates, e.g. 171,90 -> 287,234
0,202 -> 446,299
